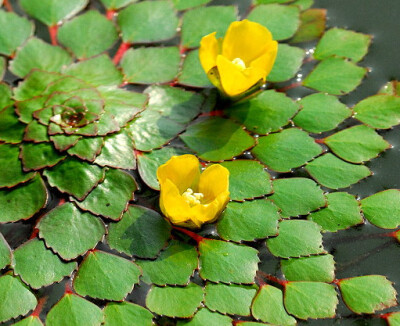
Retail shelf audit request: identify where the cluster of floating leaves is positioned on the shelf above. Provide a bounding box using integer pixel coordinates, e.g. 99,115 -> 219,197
0,0 -> 400,325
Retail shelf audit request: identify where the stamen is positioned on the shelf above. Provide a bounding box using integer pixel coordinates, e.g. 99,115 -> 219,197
232,57 -> 246,71
182,188 -> 204,207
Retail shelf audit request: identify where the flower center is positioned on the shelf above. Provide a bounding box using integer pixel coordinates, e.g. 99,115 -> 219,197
232,57 -> 246,71
182,188 -> 204,207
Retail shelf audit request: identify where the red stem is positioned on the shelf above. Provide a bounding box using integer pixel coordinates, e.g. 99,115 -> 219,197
29,228 -> 39,240
106,9 -> 116,20
199,110 -> 224,117
257,271 -> 288,286
173,226 -> 204,244
3,0 -> 13,12
113,42 -> 131,65
65,281 -> 74,294
48,25 -> 58,46
315,138 -> 325,144
276,81 -> 303,93
31,296 -> 48,317
179,45 -> 188,55
134,149 -> 143,157
169,79 -> 178,87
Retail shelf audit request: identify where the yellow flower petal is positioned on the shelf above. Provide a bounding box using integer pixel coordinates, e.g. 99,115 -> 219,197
216,54 -> 264,97
157,154 -> 200,193
198,164 -> 230,201
199,32 -> 219,73
222,19 -> 274,64
250,40 -> 278,79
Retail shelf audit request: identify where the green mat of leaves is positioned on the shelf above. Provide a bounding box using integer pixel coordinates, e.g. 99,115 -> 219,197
0,0 -> 399,325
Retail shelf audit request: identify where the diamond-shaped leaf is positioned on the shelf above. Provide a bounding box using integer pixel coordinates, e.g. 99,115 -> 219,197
269,178 -> 326,218
20,142 -> 66,171
13,238 -> 77,289
176,308 -> 232,326
180,117 -> 255,161
107,205 -> 171,258
0,106 -> 25,143
199,239 -> 259,284
268,44 -> 305,82
0,232 -> 11,270
205,283 -> 257,316
74,250 -> 141,301
117,1 -> 179,43
252,128 -> 323,172
137,240 -> 198,286
38,202 -> 106,260
103,302 -> 154,326
10,316 -> 44,326
227,90 -> 299,135
0,275 -> 37,323
306,153 -> 372,189
178,49 -> 213,88
217,200 -> 279,242
58,10 -> 118,59
67,136 -> 103,161
267,220 -> 326,258
0,174 -> 47,223
290,8 -> 326,43
338,275 -> 397,314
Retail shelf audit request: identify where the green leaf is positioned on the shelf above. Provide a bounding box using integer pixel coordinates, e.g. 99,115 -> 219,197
24,120 -> 49,142
117,1 -> 179,43
252,128 -> 322,172
13,238 -> 76,289
74,168 -> 137,220
387,312 -> 400,326
67,137 -> 103,161
146,283 -> 204,318
267,220 -> 325,258
314,28 -> 371,62
94,130 -> 136,169
0,10 -> 33,56
129,110 -> 185,151
306,153 -> 372,189
107,205 -> 171,258
20,142 -> 66,171
64,54 -> 123,87
293,93 -> 351,133
20,0 -> 88,26
38,202 -> 106,260
103,302 -> 154,326
227,90 -> 299,134
269,178 -> 326,218
338,275 -> 397,314
137,146 -> 192,190
290,8 -> 326,43
218,160 -> 272,201
0,174 -> 47,223
58,10 -> 118,59
0,106 -> 25,143
361,190 -> 400,229
9,38 -> 72,77
10,316 -> 44,326
0,232 -> 11,270
281,254 -> 335,282
137,240 -> 198,286
176,308 -> 232,326
180,117 -> 255,161
145,85 -> 204,124
268,44 -> 305,82
0,275 -> 37,323
292,0 -> 314,10
0,57 -> 4,80
247,4 -> 300,41
205,283 -> 257,316
378,80 -> 400,96
251,285 -> 296,326
46,293 -> 103,326
0,144 -> 35,188
121,47 -> 180,84
303,57 -> 367,95
324,125 -> 390,163
181,6 -> 237,48
100,0 -> 137,10
284,282 -> 338,319
217,200 -> 279,242
172,0 -> 212,10
308,192 -> 363,232
178,49 -> 213,88
43,158 -> 105,200
74,250 -> 141,301
199,239 -> 259,283
353,94 -> 400,129
0,82 -> 13,109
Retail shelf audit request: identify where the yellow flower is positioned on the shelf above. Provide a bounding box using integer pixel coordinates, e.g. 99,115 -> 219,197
199,19 -> 278,97
157,155 -> 230,229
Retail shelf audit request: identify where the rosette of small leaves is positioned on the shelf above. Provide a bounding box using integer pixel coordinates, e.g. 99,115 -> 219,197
0,0 -> 400,325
